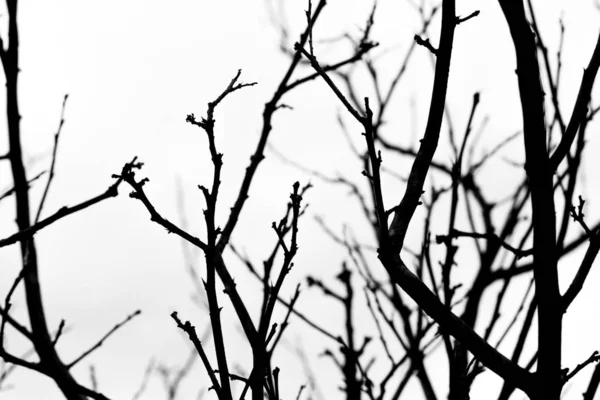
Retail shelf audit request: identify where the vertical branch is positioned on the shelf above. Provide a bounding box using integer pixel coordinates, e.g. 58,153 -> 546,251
186,71 -> 257,400
338,264 -> 361,400
2,1 -> 86,399
498,2 -> 561,399
387,0 -> 457,251
253,182 -> 303,400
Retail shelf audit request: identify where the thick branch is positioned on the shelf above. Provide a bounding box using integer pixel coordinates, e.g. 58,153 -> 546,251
549,32 -> 600,171
377,251 -> 533,395
388,0 -> 457,251
498,1 -> 561,397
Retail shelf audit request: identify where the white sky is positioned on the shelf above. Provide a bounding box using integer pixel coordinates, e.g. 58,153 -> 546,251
0,0 -> 600,399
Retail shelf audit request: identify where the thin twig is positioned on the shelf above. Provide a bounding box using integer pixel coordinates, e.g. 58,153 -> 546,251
436,228 -> 533,259
564,351 -> 600,384
0,170 -> 46,203
131,358 -> 155,400
456,10 -> 480,25
35,93 -> 69,223
67,310 -> 141,369
172,312 -> 222,396
0,163 -> 129,248
0,269 -> 25,347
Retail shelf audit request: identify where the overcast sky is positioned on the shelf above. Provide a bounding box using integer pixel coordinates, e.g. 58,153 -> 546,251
1,1 -> 600,399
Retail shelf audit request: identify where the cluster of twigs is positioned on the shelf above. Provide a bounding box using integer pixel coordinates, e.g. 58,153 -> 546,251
261,1 -> 600,400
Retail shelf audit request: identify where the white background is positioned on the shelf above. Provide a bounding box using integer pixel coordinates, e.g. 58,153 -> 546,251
0,0 -> 599,399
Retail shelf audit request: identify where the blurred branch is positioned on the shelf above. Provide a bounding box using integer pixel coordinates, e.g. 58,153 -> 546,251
436,228 -> 533,259
549,32 -> 600,171
67,310 -> 141,369
0,170 -> 45,204
35,93 -> 69,223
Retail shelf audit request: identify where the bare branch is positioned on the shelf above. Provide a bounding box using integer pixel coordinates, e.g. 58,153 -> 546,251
563,351 -> 600,384
35,93 -> 69,223
0,172 -> 126,248
388,0 -> 457,251
456,10 -> 480,25
561,228 -> 600,312
116,159 -> 208,252
549,32 -> 600,171
436,228 -> 533,259
414,34 -> 438,55
171,312 -> 222,396
67,310 -> 141,369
